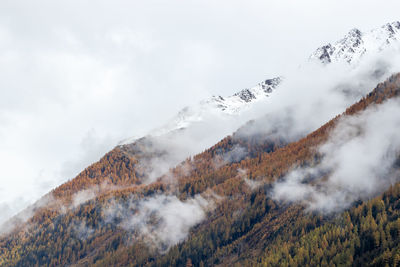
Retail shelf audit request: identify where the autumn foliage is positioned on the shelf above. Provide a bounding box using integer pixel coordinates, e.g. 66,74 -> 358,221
1,74 -> 400,266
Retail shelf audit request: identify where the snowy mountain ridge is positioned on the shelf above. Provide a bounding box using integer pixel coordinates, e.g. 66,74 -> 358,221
120,77 -> 281,143
122,21 -> 400,145
310,21 -> 400,64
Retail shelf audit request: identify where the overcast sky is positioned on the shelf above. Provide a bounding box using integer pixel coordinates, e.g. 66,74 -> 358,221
0,0 -> 399,222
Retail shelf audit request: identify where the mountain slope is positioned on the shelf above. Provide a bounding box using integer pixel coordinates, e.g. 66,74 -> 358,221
138,77 -> 282,138
115,76 -> 281,183
116,21 -> 400,185
2,22 -> 400,267
1,73 -> 400,267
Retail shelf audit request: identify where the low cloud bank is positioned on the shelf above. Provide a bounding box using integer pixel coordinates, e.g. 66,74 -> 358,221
0,194 -> 55,235
103,194 -> 213,251
272,98 -> 400,213
136,48 -> 400,185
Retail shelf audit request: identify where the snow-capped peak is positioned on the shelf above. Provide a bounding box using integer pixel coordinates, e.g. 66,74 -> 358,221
119,77 -> 281,144
121,21 -> 400,145
310,21 -> 400,64
149,77 -> 282,137
204,77 -> 281,113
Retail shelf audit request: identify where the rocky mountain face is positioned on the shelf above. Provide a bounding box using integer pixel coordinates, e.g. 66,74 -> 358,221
310,21 -> 400,64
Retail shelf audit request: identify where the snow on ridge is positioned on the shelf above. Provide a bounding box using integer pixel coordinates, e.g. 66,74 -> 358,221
310,21 -> 400,64
121,21 -> 400,145
119,76 -> 281,144
146,76 -> 282,138
205,77 -> 282,114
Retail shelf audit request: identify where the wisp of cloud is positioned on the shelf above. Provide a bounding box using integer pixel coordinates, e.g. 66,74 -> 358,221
103,194 -> 212,251
272,98 -> 400,213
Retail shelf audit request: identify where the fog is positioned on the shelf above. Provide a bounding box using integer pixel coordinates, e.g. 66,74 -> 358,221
134,46 -> 400,187
103,194 -> 213,251
272,96 -> 400,213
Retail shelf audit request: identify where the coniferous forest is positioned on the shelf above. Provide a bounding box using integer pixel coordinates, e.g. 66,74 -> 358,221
1,74 -> 400,266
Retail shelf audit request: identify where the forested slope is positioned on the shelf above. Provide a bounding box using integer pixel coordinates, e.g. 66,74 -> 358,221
1,74 -> 400,266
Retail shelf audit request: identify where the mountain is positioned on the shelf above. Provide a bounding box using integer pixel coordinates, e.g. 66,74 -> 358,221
2,22 -> 400,267
1,73 -> 400,267
128,77 -> 282,140
310,21 -> 400,64
126,21 -> 400,147
116,21 -> 400,184
116,77 -> 281,183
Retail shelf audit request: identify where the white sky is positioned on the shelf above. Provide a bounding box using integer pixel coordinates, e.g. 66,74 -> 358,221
0,0 -> 399,222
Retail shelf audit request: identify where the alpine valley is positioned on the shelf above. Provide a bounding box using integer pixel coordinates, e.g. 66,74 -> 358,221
2,21 -> 400,267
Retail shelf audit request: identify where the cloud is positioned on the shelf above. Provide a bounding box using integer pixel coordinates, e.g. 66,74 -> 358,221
72,189 -> 97,209
103,194 -> 213,251
0,193 -> 55,235
236,168 -> 262,190
222,145 -> 248,164
125,54 -> 389,185
272,98 -> 400,213
237,47 -> 400,145
70,219 -> 95,241
128,109 -> 262,183
60,129 -> 116,180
